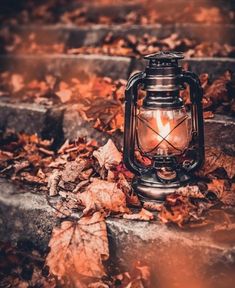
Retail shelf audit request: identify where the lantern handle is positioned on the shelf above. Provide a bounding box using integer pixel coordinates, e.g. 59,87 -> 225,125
124,72 -> 150,175
178,71 -> 205,172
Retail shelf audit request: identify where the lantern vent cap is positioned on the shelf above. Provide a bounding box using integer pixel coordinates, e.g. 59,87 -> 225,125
144,51 -> 184,67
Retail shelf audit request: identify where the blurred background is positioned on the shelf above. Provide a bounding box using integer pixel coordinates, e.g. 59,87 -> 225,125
0,0 -> 234,143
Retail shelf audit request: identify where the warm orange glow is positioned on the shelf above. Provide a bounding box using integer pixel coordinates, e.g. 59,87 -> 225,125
137,107 -> 190,156
156,110 -> 171,143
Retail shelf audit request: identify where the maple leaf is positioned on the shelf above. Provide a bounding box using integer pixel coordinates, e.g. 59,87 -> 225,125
201,147 -> 235,178
207,179 -> 235,206
78,179 -> 129,215
123,208 -> 154,221
93,139 -> 122,170
46,212 -> 109,287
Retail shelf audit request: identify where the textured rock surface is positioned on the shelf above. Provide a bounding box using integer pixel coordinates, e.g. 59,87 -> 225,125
0,177 -> 235,275
0,101 -> 64,141
0,54 -> 131,80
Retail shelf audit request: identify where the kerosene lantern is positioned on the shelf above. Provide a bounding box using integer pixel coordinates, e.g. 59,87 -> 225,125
124,51 -> 204,200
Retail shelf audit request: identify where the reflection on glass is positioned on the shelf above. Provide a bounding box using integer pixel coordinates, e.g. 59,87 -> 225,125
137,107 -> 190,156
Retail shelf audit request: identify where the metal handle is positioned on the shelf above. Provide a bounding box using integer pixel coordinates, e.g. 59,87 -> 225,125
123,72 -> 149,175
178,71 -> 205,172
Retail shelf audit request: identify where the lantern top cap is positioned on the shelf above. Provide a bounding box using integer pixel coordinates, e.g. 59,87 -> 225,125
144,52 -> 184,67
144,51 -> 184,61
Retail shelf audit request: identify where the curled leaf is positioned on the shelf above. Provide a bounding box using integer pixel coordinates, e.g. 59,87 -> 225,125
93,139 -> 122,169
123,208 -> 154,221
78,179 -> 129,215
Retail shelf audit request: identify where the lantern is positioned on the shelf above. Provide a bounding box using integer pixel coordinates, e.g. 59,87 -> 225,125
124,52 -> 205,200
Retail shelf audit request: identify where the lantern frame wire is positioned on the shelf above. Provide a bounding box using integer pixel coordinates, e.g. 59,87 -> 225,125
136,113 -> 189,156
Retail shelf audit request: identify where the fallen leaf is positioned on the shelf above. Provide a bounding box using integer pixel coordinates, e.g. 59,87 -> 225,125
207,179 -> 235,206
78,179 -> 128,215
11,74 -> 24,92
56,89 -> 72,103
93,139 -> 122,169
176,185 -> 205,198
123,208 -> 154,221
203,111 -> 214,119
201,147 -> 235,178
46,212 -> 109,286
143,201 -> 162,211
48,170 -> 61,196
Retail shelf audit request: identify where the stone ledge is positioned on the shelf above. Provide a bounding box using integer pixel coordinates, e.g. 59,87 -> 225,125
0,54 -> 131,80
0,54 -> 234,81
0,178 -> 235,275
13,23 -> 235,46
0,101 -> 64,141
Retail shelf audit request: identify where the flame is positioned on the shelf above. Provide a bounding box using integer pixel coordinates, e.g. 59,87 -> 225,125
156,111 -> 171,142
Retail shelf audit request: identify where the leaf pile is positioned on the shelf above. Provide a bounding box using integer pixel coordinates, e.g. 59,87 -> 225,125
0,240 -> 56,287
1,70 -> 235,130
67,33 -> 235,59
0,0 -> 233,26
1,131 -> 235,286
1,27 -> 234,58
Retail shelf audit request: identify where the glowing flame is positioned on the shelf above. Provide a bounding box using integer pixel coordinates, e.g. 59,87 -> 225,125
156,111 -> 171,143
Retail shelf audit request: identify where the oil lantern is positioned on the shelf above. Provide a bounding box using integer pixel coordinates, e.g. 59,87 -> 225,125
124,51 -> 205,200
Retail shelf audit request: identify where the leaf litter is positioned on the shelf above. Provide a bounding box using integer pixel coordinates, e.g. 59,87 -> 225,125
1,129 -> 235,286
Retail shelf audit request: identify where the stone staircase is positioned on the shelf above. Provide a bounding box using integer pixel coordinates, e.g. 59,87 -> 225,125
0,0 -> 235,282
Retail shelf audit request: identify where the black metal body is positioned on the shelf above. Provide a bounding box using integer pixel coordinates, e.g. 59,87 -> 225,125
124,52 -> 205,200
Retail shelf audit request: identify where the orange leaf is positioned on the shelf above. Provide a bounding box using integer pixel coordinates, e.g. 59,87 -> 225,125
46,212 -> 109,286
93,139 -> 122,169
78,179 -> 129,214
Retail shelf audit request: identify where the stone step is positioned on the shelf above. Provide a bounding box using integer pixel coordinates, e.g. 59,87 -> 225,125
0,178 -> 235,282
0,101 -> 64,143
0,54 -> 234,81
10,23 -> 235,46
0,54 -> 131,80
1,0 -> 234,26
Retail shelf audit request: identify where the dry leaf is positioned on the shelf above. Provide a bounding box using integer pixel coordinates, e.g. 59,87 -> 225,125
143,201 -> 162,211
158,194 -> 195,227
176,185 -> 205,198
207,179 -> 235,206
93,139 -> 122,169
11,74 -> 24,92
123,208 -> 154,221
48,170 -> 61,196
78,179 -> 128,214
56,89 -> 72,103
203,111 -> 214,119
201,147 -> 235,178
46,212 -> 109,286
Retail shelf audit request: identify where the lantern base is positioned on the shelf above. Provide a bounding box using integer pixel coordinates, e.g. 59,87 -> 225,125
133,172 -> 191,201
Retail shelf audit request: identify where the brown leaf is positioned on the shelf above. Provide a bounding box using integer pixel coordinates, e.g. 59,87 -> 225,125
203,111 -> 214,119
78,179 -> 128,215
123,208 -> 154,221
207,179 -> 235,206
176,185 -> 205,198
143,201 -> 162,211
158,194 -> 195,227
46,212 -> 109,286
93,139 -> 122,169
56,89 -> 72,103
204,71 -> 231,104
48,170 -> 61,196
11,74 -> 24,92
201,147 -> 235,178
